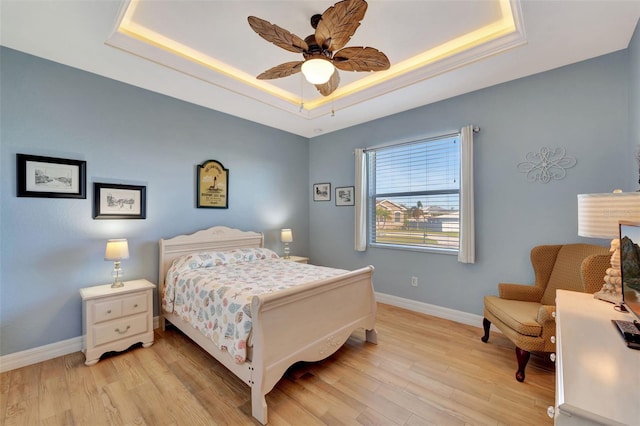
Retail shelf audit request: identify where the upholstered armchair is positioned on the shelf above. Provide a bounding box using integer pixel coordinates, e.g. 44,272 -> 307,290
481,243 -> 610,382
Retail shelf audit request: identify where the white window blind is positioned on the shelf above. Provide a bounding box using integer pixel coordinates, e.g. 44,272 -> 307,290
366,133 -> 461,253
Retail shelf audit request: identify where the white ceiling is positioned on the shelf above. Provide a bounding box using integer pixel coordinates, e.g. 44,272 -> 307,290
1,0 -> 639,138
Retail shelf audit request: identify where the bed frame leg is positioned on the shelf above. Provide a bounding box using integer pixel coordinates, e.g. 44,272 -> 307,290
366,328 -> 378,344
251,387 -> 268,425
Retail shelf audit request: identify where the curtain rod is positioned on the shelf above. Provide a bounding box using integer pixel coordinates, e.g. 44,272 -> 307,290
358,126 -> 480,153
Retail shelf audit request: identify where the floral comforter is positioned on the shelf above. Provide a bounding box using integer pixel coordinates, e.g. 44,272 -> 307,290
161,248 -> 348,363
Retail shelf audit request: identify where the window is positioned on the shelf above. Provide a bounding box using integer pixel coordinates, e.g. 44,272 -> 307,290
366,133 -> 460,253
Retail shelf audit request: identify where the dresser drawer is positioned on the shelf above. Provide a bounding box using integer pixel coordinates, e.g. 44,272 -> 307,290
94,299 -> 123,323
123,293 -> 147,316
93,313 -> 149,346
93,292 -> 148,323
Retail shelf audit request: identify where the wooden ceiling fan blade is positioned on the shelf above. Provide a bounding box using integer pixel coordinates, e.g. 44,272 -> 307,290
248,16 -> 309,53
315,69 -> 340,96
257,61 -> 304,80
315,0 -> 367,52
332,47 -> 390,72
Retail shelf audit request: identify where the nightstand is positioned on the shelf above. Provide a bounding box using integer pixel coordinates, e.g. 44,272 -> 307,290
285,255 -> 309,264
80,279 -> 155,366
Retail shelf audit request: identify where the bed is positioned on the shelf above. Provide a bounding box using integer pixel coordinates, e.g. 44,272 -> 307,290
158,226 -> 377,424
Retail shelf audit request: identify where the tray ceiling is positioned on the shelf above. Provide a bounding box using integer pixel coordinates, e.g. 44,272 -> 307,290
1,1 -> 639,137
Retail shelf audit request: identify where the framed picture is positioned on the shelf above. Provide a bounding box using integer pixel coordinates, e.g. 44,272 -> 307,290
93,183 -> 146,219
17,154 -> 86,199
335,186 -> 355,206
197,159 -> 229,208
313,183 -> 331,201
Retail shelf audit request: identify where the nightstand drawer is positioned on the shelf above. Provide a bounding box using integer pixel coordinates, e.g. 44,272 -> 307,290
93,313 -> 149,346
93,293 -> 148,323
123,293 -> 147,316
94,299 -> 123,323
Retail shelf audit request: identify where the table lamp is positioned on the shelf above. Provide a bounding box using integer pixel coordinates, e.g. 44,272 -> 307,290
280,229 -> 293,259
104,238 -> 129,288
577,191 -> 640,302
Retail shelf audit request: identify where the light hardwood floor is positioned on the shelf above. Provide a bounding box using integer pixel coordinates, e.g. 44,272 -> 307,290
0,303 -> 554,425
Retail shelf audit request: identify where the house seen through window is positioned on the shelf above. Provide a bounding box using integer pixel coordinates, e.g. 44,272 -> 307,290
366,133 -> 460,253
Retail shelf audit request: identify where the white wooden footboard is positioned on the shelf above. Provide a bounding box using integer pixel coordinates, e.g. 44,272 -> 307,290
249,265 -> 376,424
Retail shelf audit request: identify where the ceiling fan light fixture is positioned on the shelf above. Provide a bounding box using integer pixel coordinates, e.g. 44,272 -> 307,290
301,58 -> 335,84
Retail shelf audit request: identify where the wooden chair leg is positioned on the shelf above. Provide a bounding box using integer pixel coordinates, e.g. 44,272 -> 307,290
515,347 -> 530,382
480,318 -> 491,343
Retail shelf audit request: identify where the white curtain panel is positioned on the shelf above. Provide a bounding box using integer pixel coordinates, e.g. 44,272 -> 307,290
354,148 -> 367,251
458,125 -> 475,263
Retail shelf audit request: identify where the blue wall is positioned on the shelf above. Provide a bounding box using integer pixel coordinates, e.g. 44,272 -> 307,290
309,49 -> 634,317
0,47 -> 310,356
2,31 -> 639,357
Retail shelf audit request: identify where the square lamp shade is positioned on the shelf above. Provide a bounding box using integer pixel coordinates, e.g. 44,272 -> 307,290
104,239 -> 130,260
280,229 -> 293,243
577,191 -> 640,302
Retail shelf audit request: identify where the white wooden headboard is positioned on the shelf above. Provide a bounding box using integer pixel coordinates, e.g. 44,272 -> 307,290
158,226 -> 264,289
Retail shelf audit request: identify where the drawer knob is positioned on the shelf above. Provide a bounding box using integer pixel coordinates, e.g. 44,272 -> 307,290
134,304 -> 138,308
550,336 -> 556,344
115,325 -> 131,334
547,406 -> 555,418
107,310 -> 112,314
550,353 -> 556,362
552,311 -> 556,318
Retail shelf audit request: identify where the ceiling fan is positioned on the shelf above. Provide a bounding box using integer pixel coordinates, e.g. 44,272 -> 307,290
248,0 -> 390,97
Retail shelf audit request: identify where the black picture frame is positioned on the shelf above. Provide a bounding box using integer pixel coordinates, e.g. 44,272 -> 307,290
313,183 -> 331,201
17,154 -> 86,199
335,186 -> 355,206
93,182 -> 147,219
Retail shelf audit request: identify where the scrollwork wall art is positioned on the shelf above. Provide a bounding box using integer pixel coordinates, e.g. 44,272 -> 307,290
517,147 -> 577,183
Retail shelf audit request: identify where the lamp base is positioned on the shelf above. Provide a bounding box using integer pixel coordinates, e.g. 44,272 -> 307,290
593,288 -> 622,304
111,281 -> 125,288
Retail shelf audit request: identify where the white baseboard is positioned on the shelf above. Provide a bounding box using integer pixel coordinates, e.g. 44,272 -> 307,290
0,316 -> 161,373
375,292 -> 485,328
1,301 -> 483,373
0,336 -> 83,373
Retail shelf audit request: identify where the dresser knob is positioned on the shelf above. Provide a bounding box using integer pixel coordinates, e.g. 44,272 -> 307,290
547,406 -> 555,418
550,353 -> 556,362
134,304 -> 138,308
115,325 -> 131,334
550,336 -> 556,344
107,310 -> 112,314
552,311 -> 556,318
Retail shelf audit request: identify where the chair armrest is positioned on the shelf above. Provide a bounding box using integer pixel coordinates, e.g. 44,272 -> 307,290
498,283 -> 544,302
537,305 -> 557,352
581,253 -> 611,294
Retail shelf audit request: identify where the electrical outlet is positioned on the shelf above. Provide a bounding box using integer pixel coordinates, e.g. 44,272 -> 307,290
411,276 -> 418,287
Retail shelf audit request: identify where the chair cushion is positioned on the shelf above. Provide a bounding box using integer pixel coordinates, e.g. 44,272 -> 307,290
484,295 -> 542,337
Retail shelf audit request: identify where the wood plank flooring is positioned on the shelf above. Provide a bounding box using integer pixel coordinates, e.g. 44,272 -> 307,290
0,303 -> 555,425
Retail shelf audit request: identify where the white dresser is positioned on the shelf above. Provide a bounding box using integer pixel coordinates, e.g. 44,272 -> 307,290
554,290 -> 640,425
80,279 -> 155,366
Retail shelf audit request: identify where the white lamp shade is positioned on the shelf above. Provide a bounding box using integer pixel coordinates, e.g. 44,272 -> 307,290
301,59 -> 334,84
578,192 -> 640,238
104,239 -> 130,260
281,229 -> 293,243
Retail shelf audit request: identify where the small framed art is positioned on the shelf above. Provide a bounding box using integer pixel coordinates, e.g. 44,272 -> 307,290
313,183 -> 331,201
197,159 -> 229,208
335,186 -> 355,206
93,183 -> 146,219
17,154 -> 86,199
